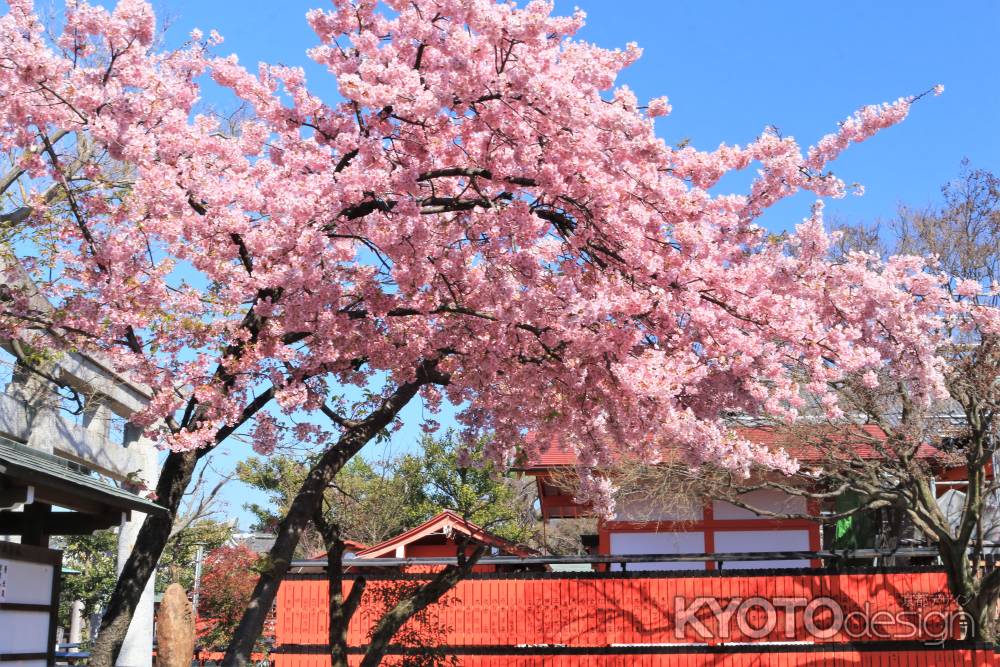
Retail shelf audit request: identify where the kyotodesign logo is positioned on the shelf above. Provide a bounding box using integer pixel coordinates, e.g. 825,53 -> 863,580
672,595 -> 968,644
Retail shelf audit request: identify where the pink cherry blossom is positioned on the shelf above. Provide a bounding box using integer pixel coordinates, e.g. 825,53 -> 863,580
955,278 -> 983,297
0,0 -> 962,514
647,96 -> 672,118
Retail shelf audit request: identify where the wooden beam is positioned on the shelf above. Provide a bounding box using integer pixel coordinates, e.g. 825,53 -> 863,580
0,484 -> 30,508
31,485 -> 110,515
19,502 -> 51,546
0,507 -> 120,536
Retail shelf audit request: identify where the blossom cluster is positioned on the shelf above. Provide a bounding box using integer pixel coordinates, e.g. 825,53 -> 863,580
0,0 -> 964,514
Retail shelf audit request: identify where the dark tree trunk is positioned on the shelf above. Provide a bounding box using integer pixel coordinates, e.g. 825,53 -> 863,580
89,388 -> 276,667
221,438 -> 364,665
358,544 -> 485,667
88,450 -> 200,667
314,516 -> 366,667
223,361 -> 446,666
967,598 -> 997,642
66,202 -> 286,667
943,548 -> 1000,642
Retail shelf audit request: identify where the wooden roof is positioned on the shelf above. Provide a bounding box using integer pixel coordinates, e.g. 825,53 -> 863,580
354,510 -> 535,558
0,435 -> 165,539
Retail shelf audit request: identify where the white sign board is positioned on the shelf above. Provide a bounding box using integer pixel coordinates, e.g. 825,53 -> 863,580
0,557 -> 55,604
0,542 -> 60,666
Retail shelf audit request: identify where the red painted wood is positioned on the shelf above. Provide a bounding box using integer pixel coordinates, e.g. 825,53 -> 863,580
271,648 -> 998,667
275,570 -> 964,650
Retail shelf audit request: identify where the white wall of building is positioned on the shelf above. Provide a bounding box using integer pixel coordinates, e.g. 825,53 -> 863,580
712,488 -> 807,520
608,531 -> 705,571
714,529 -> 811,569
614,497 -> 703,523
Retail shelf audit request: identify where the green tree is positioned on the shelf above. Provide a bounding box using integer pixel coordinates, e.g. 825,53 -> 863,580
55,519 -> 233,639
58,531 -> 119,632
419,433 -> 535,543
237,432 -> 535,552
157,519 -> 234,594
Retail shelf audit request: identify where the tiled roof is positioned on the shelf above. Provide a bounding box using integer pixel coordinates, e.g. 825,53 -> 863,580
232,532 -> 277,554
354,510 -> 536,559
736,424 -> 943,463
342,539 -> 367,552
0,434 -> 165,514
304,539 -> 368,561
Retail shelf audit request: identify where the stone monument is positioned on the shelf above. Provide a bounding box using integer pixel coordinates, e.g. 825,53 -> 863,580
155,583 -> 195,667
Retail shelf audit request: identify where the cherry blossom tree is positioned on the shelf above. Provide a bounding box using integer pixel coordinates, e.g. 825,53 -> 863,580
0,0 -> 938,663
578,180 -> 1000,638
772,172 -> 1000,639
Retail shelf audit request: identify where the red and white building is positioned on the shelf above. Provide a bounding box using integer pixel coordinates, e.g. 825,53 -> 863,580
268,426 -> 992,665
292,510 -> 537,575
350,510 -> 536,572
521,424 -> 965,570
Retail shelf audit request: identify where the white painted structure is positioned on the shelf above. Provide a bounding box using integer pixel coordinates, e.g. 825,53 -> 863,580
605,488 -> 816,570
0,544 -> 59,667
609,532 -> 705,571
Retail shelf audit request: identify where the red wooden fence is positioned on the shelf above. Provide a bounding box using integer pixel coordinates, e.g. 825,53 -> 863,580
276,569 -> 964,649
271,646 -> 999,667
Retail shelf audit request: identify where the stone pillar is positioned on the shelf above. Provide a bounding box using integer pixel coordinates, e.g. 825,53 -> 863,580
115,423 -> 159,667
68,599 -> 85,652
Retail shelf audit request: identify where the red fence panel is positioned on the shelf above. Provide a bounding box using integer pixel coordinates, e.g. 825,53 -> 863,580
276,567 -> 964,650
271,646 -> 998,667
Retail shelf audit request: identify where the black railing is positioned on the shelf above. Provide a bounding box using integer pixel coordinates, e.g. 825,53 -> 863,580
289,546 -> 949,569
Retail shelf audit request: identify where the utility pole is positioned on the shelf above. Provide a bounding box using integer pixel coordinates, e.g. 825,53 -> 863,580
192,544 -> 205,616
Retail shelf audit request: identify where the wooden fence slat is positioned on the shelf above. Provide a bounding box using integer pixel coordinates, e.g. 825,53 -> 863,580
272,568 -> 977,667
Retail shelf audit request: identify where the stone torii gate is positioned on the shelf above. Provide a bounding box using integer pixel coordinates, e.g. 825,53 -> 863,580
0,254 -> 161,667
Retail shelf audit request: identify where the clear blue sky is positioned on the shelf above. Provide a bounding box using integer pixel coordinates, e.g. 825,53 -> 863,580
138,0 -> 999,527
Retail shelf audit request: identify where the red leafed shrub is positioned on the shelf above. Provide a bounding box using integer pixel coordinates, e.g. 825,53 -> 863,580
197,545 -> 262,651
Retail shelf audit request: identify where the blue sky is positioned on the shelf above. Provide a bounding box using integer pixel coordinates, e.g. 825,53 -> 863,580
152,0 -> 1000,230
136,0 -> 1000,527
